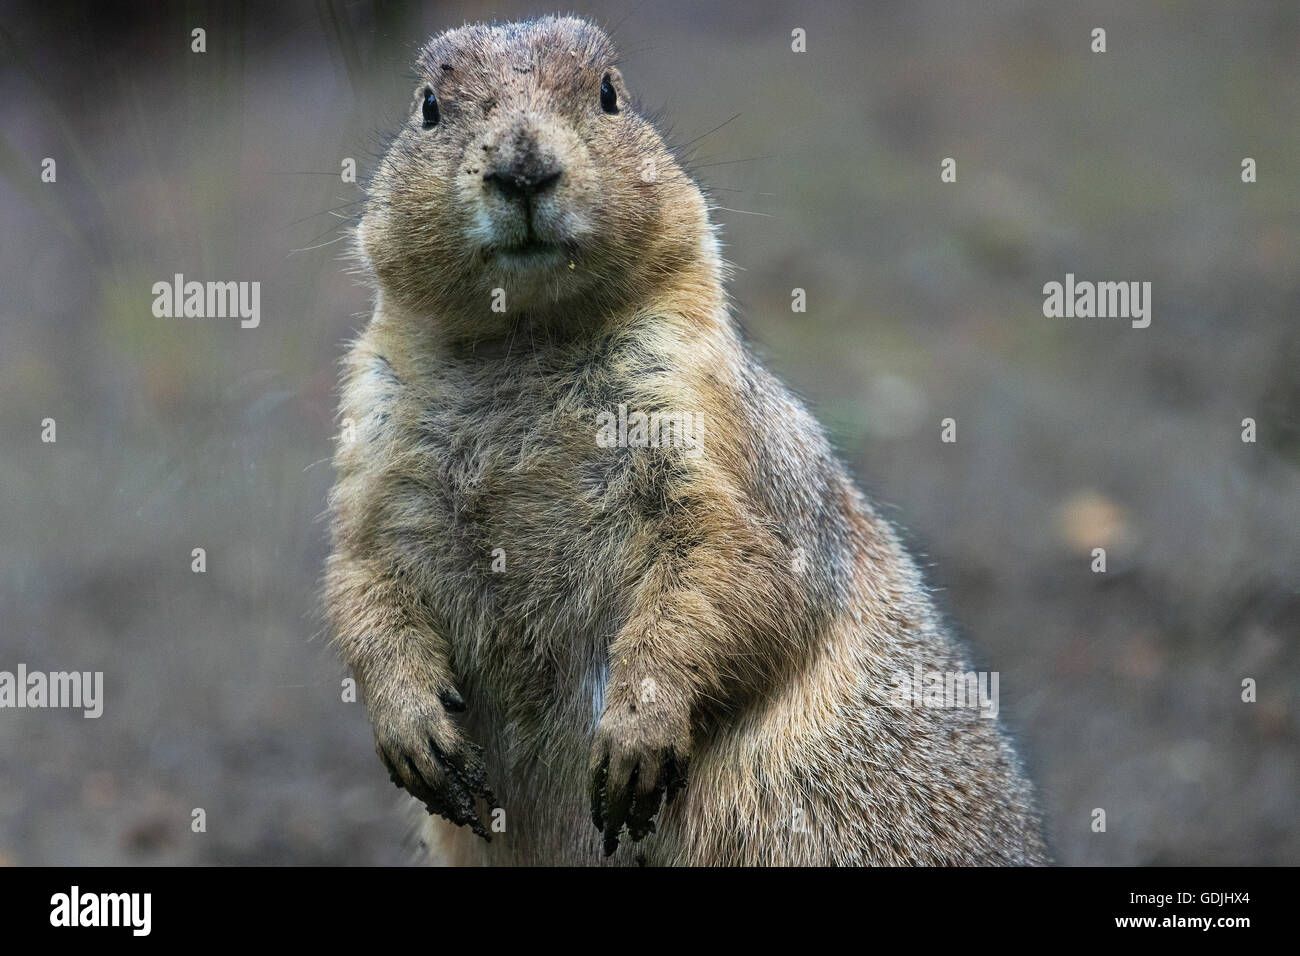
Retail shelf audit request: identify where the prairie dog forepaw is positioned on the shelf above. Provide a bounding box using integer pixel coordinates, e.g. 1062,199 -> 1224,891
588,701 -> 690,857
373,689 -> 497,840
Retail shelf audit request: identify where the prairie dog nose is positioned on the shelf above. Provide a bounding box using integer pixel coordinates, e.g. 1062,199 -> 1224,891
481,116 -> 564,201
482,162 -> 562,200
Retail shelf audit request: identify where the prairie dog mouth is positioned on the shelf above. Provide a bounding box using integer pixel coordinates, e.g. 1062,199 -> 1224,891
489,237 -> 574,266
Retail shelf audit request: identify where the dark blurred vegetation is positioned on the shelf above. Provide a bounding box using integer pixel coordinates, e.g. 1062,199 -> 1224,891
0,0 -> 1296,864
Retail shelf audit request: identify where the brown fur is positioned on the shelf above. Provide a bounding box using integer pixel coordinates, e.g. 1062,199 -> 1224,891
326,16 -> 1050,865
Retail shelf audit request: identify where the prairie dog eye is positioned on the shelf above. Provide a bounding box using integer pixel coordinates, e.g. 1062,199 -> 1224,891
421,87 -> 440,127
599,73 -> 618,114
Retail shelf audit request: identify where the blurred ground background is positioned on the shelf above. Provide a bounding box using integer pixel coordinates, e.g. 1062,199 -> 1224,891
0,0 -> 1296,865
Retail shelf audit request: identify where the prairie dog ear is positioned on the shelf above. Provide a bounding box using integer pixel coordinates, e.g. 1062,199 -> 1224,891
603,66 -> 628,104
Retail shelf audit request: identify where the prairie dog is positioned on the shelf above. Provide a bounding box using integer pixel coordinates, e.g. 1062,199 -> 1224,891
326,15 -> 1049,865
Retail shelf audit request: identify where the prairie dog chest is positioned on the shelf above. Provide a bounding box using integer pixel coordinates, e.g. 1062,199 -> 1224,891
379,340 -> 651,651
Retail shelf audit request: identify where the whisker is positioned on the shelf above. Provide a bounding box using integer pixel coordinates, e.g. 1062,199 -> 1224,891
289,233 -> 351,255
712,206 -> 776,218
690,155 -> 776,169
283,200 -> 365,230
671,113 -> 741,151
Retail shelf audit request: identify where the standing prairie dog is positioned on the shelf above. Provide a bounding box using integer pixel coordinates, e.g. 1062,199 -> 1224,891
326,15 -> 1049,865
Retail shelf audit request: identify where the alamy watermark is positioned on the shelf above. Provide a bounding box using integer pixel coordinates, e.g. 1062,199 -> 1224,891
151,273 -> 260,328
887,664 -> 999,718
595,403 -> 705,457
1042,273 -> 1151,328
0,664 -> 103,718
50,886 -> 150,936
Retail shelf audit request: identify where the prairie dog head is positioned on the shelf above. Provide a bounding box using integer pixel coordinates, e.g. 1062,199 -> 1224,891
361,16 -> 713,334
